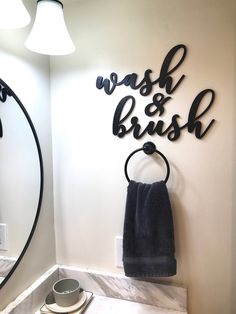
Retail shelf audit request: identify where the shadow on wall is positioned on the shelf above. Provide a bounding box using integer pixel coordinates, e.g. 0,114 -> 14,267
169,161 -> 189,287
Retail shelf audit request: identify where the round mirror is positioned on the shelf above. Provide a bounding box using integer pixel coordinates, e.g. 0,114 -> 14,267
0,79 -> 43,288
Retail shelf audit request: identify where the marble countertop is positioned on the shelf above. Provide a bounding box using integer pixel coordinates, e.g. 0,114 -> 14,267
36,294 -> 187,314
83,295 -> 186,314
3,265 -> 187,314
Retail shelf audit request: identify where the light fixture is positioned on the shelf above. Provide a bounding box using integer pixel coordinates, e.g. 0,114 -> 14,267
0,0 -> 31,29
25,0 -> 75,55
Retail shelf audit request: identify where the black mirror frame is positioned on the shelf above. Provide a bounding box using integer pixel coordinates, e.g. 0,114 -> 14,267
0,79 -> 44,289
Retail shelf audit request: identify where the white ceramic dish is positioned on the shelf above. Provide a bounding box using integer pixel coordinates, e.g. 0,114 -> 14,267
45,290 -> 87,313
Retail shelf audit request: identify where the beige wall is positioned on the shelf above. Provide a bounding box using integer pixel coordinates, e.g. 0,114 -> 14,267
0,0 -> 56,309
0,0 -> 235,313
51,1 -> 236,314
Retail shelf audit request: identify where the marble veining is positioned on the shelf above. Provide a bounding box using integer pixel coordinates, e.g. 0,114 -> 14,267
2,265 -> 59,314
59,266 -> 187,312
2,265 -> 187,314
0,256 -> 17,277
75,295 -> 186,314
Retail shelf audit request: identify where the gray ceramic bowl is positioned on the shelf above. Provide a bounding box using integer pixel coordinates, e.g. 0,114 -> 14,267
53,278 -> 80,307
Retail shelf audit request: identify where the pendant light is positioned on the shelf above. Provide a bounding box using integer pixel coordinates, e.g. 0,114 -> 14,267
0,0 -> 31,29
25,0 -> 75,55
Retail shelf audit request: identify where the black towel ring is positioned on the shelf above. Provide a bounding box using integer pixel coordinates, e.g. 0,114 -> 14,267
124,142 -> 170,183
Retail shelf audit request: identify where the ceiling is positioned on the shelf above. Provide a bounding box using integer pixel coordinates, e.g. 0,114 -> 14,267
62,0 -> 82,3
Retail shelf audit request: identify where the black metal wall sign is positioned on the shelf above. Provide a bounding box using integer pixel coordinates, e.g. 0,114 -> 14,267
96,44 -> 216,141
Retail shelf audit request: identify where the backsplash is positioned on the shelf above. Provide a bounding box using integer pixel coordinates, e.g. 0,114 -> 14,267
59,265 -> 187,312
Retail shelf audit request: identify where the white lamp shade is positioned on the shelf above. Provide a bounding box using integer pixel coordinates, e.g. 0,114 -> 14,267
0,0 -> 31,29
25,0 -> 75,55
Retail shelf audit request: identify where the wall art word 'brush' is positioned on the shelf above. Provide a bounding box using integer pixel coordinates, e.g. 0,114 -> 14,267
96,44 -> 216,142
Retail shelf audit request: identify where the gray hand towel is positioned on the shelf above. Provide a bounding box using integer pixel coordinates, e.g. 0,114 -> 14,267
123,180 -> 176,277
